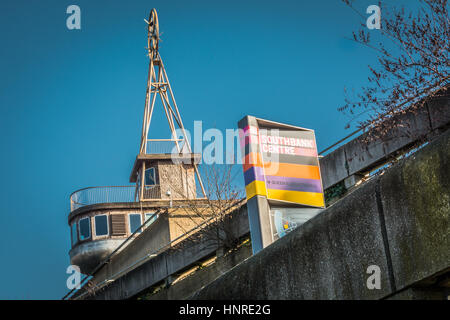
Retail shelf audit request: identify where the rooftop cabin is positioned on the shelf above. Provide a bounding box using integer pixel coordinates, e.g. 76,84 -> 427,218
68,9 -> 207,275
129,151 -> 201,201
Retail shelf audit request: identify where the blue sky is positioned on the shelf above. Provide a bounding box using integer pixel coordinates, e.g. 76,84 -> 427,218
0,0 -> 413,299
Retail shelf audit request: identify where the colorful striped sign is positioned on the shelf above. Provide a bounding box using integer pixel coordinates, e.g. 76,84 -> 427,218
238,116 -> 325,208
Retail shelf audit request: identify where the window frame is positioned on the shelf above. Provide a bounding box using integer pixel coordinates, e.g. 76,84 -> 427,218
129,213 -> 142,234
71,223 -> 78,247
144,167 -> 157,188
78,217 -> 92,241
94,214 -> 109,237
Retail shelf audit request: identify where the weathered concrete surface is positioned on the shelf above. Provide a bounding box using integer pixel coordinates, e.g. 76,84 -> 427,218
149,244 -> 252,300
192,179 -> 393,299
192,129 -> 450,300
380,127 -> 450,291
319,93 -> 449,190
320,147 -> 348,192
96,213 -> 171,285
427,94 -> 450,131
388,287 -> 449,300
69,239 -> 125,275
382,105 -> 431,156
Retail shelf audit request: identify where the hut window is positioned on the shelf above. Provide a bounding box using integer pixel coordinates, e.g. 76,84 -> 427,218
79,217 -> 91,241
95,215 -> 108,236
129,214 -> 142,234
71,223 -> 78,246
145,167 -> 157,187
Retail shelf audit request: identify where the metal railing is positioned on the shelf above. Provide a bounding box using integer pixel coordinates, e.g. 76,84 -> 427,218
70,185 -> 166,211
146,139 -> 187,154
70,186 -> 137,212
142,185 -> 161,200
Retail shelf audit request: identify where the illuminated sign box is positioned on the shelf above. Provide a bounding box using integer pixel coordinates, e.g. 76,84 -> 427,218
238,116 -> 325,253
239,116 -> 325,208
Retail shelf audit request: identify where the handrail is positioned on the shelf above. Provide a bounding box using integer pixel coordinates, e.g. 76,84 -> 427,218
146,138 -> 183,141
145,139 -> 187,154
69,185 -> 136,199
70,185 -> 138,212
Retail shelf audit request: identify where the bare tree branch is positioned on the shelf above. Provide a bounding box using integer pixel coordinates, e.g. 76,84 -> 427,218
341,0 -> 449,140
167,163 -> 245,252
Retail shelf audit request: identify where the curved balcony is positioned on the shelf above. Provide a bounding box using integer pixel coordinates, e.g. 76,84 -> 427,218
70,186 -> 138,212
70,185 -> 163,212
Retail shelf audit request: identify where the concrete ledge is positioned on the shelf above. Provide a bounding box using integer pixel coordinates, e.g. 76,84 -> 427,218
320,92 -> 450,190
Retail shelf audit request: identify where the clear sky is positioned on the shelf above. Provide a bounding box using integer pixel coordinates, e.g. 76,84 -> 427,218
0,0 -> 414,299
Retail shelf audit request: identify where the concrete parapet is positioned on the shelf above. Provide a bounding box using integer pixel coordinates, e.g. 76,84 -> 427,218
320,93 -> 450,190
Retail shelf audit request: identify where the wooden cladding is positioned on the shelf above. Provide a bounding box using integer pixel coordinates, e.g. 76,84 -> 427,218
110,214 -> 127,236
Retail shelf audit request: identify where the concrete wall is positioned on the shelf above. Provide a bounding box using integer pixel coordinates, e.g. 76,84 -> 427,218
320,93 -> 450,189
192,129 -> 450,299
84,205 -> 250,300
92,212 -> 171,288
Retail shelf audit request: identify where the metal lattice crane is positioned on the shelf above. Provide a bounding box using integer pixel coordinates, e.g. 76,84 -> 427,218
136,9 -> 206,199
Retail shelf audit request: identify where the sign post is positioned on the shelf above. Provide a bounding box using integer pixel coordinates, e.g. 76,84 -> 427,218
238,115 -> 325,254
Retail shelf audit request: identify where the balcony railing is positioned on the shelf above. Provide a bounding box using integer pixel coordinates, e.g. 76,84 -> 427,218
70,185 -> 165,212
146,139 -> 188,154
142,185 -> 161,200
70,186 -> 137,212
